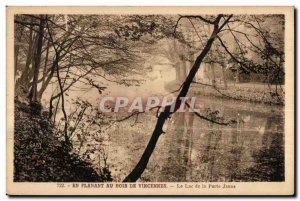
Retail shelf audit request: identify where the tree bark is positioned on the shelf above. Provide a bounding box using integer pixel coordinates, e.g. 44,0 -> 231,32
29,15 -> 46,103
15,20 -> 35,96
14,23 -> 24,80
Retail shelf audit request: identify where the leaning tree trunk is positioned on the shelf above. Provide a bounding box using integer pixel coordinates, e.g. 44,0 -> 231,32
123,15 -> 227,182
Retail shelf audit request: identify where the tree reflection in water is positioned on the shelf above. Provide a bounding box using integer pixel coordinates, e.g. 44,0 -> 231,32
156,100 -> 284,182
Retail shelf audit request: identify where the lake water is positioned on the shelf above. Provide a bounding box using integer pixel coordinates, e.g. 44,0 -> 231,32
107,93 -> 284,182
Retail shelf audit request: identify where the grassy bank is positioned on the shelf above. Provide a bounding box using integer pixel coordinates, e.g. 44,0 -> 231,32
165,80 -> 284,105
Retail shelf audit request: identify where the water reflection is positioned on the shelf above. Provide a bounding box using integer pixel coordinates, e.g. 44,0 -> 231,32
241,115 -> 285,181
106,94 -> 284,182
160,112 -> 195,182
155,96 -> 284,182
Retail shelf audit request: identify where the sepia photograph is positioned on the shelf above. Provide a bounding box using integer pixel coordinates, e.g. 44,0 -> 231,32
6,6 -> 294,196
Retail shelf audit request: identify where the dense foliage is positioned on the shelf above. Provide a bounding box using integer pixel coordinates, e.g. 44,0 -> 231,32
14,100 -> 112,182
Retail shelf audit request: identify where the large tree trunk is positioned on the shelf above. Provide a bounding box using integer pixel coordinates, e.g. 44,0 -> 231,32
37,36 -> 51,102
14,23 -> 24,80
29,15 -> 46,103
15,20 -> 35,97
123,15 -> 225,182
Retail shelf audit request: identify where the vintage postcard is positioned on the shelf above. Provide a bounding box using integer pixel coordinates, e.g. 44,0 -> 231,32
6,6 -> 294,196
